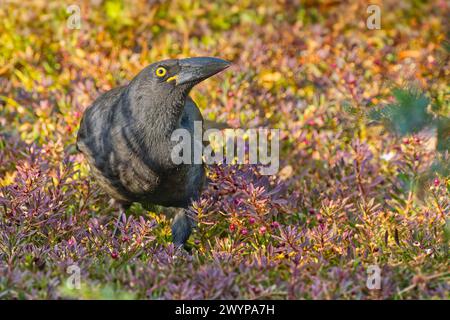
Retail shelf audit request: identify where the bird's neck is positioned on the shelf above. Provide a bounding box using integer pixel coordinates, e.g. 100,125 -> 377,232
127,88 -> 187,140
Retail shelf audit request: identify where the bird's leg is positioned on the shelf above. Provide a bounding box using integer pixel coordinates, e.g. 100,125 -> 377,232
112,203 -> 127,237
171,209 -> 194,247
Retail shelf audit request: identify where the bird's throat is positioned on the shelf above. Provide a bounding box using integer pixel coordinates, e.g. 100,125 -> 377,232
131,88 -> 189,141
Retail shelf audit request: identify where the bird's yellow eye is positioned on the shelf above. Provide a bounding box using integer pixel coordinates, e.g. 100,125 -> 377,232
155,67 -> 167,77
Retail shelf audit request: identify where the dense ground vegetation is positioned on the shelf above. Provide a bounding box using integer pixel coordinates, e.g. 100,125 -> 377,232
0,0 -> 448,299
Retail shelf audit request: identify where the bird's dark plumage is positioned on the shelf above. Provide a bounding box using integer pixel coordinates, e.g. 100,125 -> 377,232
76,57 -> 230,245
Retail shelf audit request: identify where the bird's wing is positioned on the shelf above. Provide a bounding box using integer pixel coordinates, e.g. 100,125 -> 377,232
183,97 -> 231,130
182,97 -> 230,147
182,97 -> 204,125
76,85 -> 136,203
76,85 -> 127,155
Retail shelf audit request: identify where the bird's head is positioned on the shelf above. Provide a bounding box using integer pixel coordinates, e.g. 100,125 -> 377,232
130,57 -> 231,101
126,57 -> 230,136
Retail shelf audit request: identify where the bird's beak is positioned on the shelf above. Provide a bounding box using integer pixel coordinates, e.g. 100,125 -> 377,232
176,57 -> 231,85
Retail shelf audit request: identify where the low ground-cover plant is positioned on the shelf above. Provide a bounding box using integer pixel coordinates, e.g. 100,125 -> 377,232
0,0 -> 448,299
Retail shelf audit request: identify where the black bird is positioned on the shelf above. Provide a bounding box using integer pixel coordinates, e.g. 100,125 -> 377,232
76,57 -> 230,246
